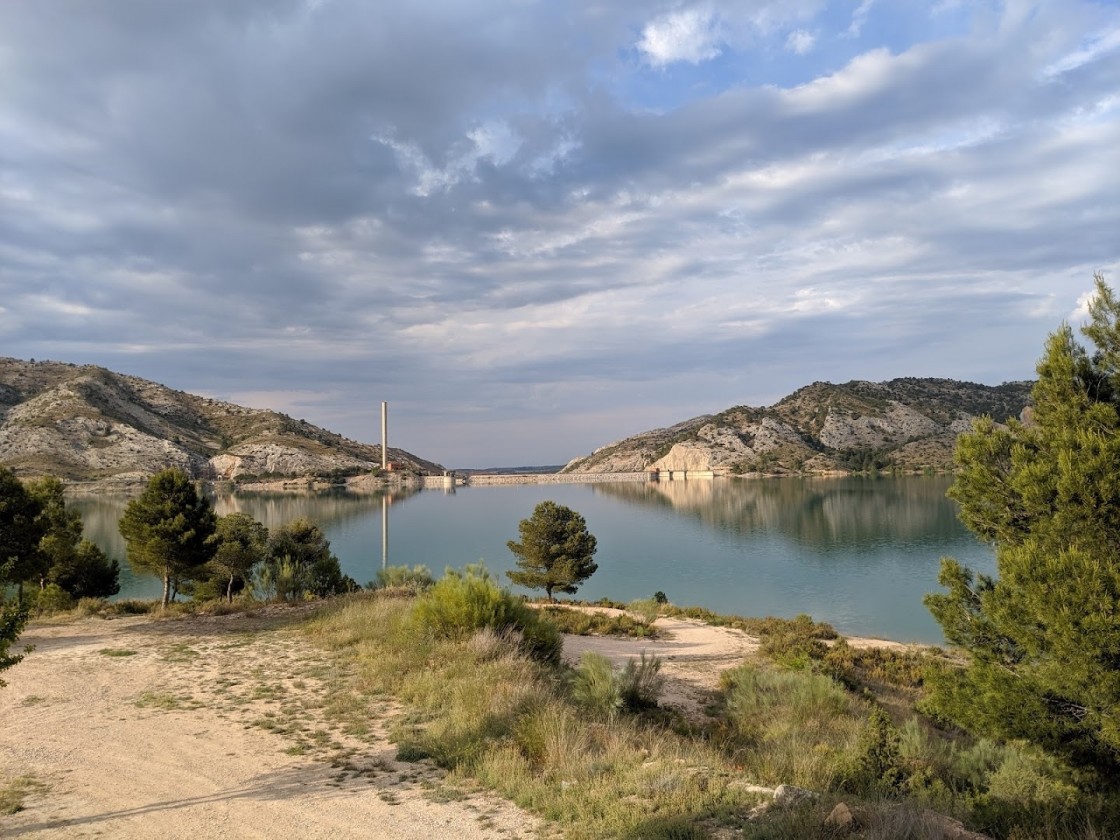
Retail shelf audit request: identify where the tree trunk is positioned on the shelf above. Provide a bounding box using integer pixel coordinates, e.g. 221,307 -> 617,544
161,574 -> 171,609
227,574 -> 235,604
546,583 -> 553,602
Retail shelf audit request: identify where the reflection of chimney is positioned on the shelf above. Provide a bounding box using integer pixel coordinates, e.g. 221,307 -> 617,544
381,401 -> 388,471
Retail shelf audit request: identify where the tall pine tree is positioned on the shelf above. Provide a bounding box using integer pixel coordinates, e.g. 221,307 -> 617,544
925,274 -> 1120,772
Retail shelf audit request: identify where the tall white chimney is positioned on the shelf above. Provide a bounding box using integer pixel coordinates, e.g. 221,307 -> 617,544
381,401 -> 388,471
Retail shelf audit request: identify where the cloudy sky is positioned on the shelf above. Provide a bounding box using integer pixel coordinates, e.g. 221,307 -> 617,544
2,0 -> 1117,467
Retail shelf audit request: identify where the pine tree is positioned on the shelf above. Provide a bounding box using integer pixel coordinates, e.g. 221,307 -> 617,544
27,476 -> 119,597
506,501 -> 598,601
0,467 -> 46,602
925,274 -> 1120,772
210,512 -> 268,602
119,468 -> 216,608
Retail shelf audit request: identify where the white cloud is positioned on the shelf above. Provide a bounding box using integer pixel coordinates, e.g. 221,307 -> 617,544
1070,287 -> 1098,324
848,0 -> 875,37
785,29 -> 816,55
1043,26 -> 1120,78
638,7 -> 723,66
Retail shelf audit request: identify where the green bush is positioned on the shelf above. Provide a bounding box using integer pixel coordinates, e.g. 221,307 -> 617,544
617,651 -> 664,712
572,651 -> 621,716
412,564 -> 561,665
25,583 -> 74,616
627,598 -> 661,627
372,564 -> 434,593
539,606 -> 657,638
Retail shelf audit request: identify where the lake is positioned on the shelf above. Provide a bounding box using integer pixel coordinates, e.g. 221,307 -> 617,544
72,475 -> 996,644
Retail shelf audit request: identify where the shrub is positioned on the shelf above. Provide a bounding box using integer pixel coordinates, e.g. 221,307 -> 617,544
372,564 -> 434,593
413,564 -> 561,665
572,651 -> 621,716
572,650 -> 664,718
617,651 -> 664,712
538,606 -> 657,639
628,598 -> 661,627
25,583 -> 74,616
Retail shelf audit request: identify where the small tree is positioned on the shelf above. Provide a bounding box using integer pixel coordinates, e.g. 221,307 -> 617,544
27,476 -> 119,598
0,467 -> 46,603
506,500 -> 598,601
925,274 -> 1120,773
119,468 -> 216,608
260,517 -> 353,600
0,599 -> 29,688
209,512 -> 268,602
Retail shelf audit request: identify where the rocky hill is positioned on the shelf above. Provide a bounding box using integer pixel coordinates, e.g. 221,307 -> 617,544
562,378 -> 1033,476
0,357 -> 442,484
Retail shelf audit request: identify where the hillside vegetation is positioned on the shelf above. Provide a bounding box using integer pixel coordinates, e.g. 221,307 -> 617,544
0,357 -> 442,483
563,378 -> 1032,475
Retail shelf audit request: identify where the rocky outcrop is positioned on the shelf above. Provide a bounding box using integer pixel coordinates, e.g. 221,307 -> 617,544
564,378 -> 1032,475
0,357 -> 442,483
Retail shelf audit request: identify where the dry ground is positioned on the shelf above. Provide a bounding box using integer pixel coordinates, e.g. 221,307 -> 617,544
1,604 -> 911,838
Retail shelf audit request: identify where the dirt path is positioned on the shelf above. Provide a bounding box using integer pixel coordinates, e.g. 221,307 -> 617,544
0,609 -> 538,839
561,615 -> 760,712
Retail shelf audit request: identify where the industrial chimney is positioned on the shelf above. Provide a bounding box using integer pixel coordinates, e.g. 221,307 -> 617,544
381,401 -> 388,471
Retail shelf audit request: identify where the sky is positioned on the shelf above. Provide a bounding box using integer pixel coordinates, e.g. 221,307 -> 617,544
2,0 -> 1118,468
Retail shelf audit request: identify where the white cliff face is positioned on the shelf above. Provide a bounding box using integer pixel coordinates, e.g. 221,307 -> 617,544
209,444 -> 372,479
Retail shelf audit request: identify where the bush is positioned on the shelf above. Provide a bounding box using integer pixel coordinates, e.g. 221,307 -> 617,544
572,651 -> 621,716
25,583 -> 74,616
628,598 -> 661,627
413,564 -> 561,665
371,564 -> 434,593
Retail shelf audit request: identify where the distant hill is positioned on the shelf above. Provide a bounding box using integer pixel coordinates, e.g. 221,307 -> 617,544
0,357 -> 443,484
562,378 -> 1033,476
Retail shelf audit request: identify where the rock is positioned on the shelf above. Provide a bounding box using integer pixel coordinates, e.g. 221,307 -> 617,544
772,784 -> 818,806
824,802 -> 856,832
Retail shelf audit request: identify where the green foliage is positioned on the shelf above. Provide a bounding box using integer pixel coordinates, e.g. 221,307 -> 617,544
925,275 -> 1120,774
719,663 -> 867,791
119,468 -> 216,608
571,650 -> 664,718
506,501 -> 598,600
627,598 -> 661,627
51,539 -> 119,599
538,606 -> 657,638
0,466 -> 47,598
259,517 -> 355,600
371,564 -> 434,593
0,599 -> 30,687
571,651 -> 621,716
209,512 -> 268,602
653,590 -> 668,604
413,564 -> 561,665
20,477 -> 120,599
24,583 -> 73,616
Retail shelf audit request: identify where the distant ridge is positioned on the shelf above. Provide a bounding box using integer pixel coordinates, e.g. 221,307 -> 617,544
562,378 -> 1033,476
0,357 -> 442,483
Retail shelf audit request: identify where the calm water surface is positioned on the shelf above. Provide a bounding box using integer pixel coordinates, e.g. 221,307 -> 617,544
73,476 -> 995,643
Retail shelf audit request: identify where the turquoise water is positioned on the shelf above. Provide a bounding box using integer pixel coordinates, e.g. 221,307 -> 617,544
72,475 -> 995,644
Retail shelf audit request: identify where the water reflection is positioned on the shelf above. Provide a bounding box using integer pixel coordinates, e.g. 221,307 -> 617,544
594,476 -> 962,548
70,477 -> 993,643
